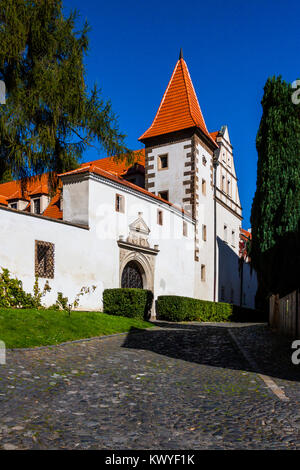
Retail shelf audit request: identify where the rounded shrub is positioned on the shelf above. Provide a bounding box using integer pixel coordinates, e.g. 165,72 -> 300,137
156,295 -> 266,323
103,288 -> 153,319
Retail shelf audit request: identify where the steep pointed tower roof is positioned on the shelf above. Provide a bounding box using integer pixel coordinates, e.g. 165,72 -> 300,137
139,52 -> 217,147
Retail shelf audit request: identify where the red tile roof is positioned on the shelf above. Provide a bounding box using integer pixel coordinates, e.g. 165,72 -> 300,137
0,151 -> 145,219
0,173 -> 50,202
82,149 -> 145,176
239,228 -> 252,260
0,195 -> 8,206
210,131 -> 219,142
59,164 -> 189,216
43,190 -> 63,220
139,57 -> 217,147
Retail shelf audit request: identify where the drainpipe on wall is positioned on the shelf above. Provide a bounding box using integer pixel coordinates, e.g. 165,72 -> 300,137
213,150 -> 219,303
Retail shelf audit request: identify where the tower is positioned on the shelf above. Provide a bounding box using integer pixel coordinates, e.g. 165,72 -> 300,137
139,51 -> 242,302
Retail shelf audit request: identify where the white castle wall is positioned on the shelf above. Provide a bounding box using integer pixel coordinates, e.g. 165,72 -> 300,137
0,173 -> 195,313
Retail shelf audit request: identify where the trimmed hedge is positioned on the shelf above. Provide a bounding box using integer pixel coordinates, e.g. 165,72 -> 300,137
103,288 -> 153,319
156,295 -> 267,323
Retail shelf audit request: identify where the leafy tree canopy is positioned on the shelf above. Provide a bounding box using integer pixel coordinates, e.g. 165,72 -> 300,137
0,0 -> 132,185
250,76 -> 300,297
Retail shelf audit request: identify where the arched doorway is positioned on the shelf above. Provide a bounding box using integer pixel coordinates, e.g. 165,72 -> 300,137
121,261 -> 144,289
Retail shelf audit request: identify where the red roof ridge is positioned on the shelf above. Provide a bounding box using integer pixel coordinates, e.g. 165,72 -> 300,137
180,58 -> 207,132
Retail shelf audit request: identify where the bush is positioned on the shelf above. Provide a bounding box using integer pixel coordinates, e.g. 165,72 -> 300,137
156,295 -> 267,323
103,288 -> 153,319
0,268 -> 48,308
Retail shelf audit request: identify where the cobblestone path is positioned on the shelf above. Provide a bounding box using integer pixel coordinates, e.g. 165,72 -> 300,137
0,322 -> 300,449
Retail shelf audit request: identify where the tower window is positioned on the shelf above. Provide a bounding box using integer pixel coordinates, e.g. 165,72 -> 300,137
201,265 -> 206,282
115,194 -> 125,213
202,224 -> 207,241
158,154 -> 168,170
157,210 -> 163,226
202,179 -> 206,196
232,230 -> 235,247
224,224 -> 228,242
158,190 -> 169,201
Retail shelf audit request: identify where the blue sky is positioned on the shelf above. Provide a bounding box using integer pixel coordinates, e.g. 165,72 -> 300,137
65,0 -> 299,228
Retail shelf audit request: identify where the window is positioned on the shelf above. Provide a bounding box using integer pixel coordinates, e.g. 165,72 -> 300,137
224,224 -> 227,242
232,230 -> 235,247
201,265 -> 206,282
115,194 -> 125,213
157,210 -> 163,226
183,221 -> 187,237
227,179 -> 231,195
33,198 -> 41,214
10,203 -> 17,210
35,241 -> 54,278
158,190 -> 169,201
202,155 -> 207,166
158,154 -> 168,170
202,179 -> 206,196
202,224 -> 207,241
221,175 -> 225,192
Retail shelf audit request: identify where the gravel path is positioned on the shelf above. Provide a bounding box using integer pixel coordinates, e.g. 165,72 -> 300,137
0,322 -> 300,449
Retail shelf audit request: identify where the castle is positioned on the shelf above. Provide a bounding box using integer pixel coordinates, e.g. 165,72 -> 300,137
0,52 -> 257,314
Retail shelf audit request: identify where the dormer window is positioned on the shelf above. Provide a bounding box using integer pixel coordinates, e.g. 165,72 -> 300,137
10,202 -> 17,210
33,198 -> 41,214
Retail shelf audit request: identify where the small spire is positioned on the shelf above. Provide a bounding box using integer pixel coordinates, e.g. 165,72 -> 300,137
179,48 -> 183,60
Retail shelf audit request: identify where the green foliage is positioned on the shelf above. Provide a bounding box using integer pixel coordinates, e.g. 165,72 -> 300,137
156,295 -> 267,323
0,268 -> 50,308
33,276 -> 51,307
49,285 -> 97,312
0,308 -> 154,348
0,0 -> 131,184
250,76 -> 300,297
103,288 -> 154,319
49,291 -> 69,311
73,285 -> 97,310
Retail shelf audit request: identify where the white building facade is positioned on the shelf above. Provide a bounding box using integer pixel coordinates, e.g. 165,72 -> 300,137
0,53 -> 257,314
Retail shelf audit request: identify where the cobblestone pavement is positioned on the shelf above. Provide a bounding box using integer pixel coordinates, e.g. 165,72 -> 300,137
1,322 -> 300,450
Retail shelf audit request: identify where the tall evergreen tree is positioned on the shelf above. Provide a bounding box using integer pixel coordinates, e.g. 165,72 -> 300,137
0,0 -> 130,185
250,76 -> 300,298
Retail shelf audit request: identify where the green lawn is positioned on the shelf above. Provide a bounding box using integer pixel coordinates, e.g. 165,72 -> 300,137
0,308 -> 154,348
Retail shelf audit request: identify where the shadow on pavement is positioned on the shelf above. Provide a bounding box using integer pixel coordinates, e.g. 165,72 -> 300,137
122,322 -> 300,383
